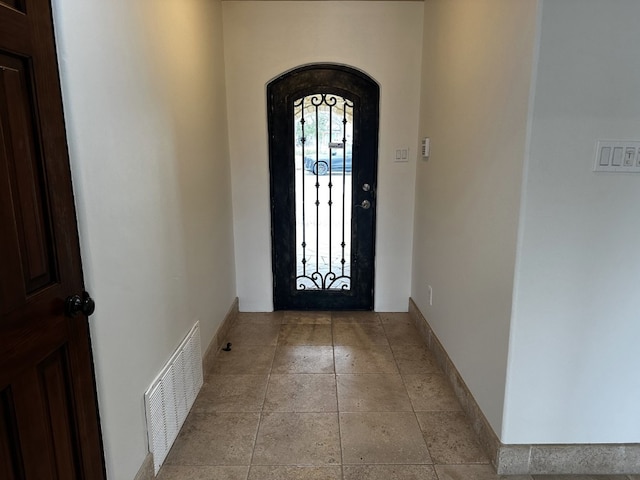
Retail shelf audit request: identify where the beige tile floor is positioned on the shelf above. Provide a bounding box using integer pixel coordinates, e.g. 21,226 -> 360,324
158,311 -> 635,480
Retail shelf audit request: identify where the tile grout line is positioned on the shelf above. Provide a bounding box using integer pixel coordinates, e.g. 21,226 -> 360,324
244,321 -> 280,480
331,311 -> 346,480
385,313 -> 439,475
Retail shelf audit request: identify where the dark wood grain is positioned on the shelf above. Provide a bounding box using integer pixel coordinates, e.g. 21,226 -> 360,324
0,1 -> 105,479
0,1 -> 25,12
0,57 -> 56,295
0,388 -> 24,480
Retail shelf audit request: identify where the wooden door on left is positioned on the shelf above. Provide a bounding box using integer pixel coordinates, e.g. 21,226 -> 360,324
0,1 -> 105,479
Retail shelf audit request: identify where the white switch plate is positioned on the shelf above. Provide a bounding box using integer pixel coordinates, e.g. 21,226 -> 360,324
594,140 -> 640,173
422,138 -> 430,158
395,147 -> 409,162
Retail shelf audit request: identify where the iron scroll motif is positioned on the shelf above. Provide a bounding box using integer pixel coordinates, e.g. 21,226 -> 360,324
297,272 -> 351,291
294,93 -> 354,291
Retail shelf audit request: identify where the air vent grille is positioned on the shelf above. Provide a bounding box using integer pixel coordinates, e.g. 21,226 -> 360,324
144,322 -> 203,474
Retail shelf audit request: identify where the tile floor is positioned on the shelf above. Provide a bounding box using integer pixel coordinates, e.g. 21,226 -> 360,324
157,311 -> 635,480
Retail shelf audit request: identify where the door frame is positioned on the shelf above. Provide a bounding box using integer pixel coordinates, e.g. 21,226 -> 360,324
267,63 -> 379,310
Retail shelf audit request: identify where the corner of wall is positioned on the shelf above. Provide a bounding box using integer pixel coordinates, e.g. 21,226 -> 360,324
501,0 -> 544,444
203,297 -> 239,373
133,453 -> 154,480
410,298 -> 640,476
408,299 -> 502,469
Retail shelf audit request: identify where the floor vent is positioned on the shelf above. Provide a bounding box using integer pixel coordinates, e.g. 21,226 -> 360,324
144,322 -> 203,474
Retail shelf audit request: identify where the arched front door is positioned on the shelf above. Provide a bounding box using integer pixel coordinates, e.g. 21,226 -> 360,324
268,64 -> 379,310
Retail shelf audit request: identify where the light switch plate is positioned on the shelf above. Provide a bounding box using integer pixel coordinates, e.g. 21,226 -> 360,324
422,138 -> 430,158
594,140 -> 640,173
394,147 -> 409,162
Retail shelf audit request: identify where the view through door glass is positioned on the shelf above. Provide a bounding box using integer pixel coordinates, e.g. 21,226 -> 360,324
269,64 -> 379,311
294,94 -> 353,291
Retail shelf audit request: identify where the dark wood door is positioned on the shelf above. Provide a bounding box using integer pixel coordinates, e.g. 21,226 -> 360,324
0,2 -> 105,479
268,64 -> 379,310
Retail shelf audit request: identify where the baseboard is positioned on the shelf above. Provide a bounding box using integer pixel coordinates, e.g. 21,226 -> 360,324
497,443 -> 640,475
408,298 -> 640,475
203,297 -> 239,373
133,453 -> 154,480
408,298 -> 502,468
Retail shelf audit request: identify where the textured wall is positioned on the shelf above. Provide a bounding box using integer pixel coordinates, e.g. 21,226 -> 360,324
413,0 -> 538,435
52,1 -> 236,478
505,0 -> 640,444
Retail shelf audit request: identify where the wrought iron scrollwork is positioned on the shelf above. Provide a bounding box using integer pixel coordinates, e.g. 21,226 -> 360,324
297,272 -> 351,291
294,93 -> 353,291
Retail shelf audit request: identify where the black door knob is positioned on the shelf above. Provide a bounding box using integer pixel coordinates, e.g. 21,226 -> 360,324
65,292 -> 96,317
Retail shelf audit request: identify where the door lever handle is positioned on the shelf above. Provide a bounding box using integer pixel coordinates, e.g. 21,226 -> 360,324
356,200 -> 371,210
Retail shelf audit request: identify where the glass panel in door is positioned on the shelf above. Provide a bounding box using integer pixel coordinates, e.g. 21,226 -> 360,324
294,94 -> 353,291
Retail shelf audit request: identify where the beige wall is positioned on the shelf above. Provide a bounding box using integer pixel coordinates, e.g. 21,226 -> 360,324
223,1 -> 424,312
412,0 -> 538,434
52,1 -> 236,478
505,0 -> 640,443
415,0 -> 640,445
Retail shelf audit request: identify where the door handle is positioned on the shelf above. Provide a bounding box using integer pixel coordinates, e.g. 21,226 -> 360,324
65,291 -> 96,317
356,200 -> 371,210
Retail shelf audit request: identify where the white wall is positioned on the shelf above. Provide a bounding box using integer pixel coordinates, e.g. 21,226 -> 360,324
52,1 -> 236,478
413,0 -> 538,434
223,1 -> 424,312
504,0 -> 640,444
